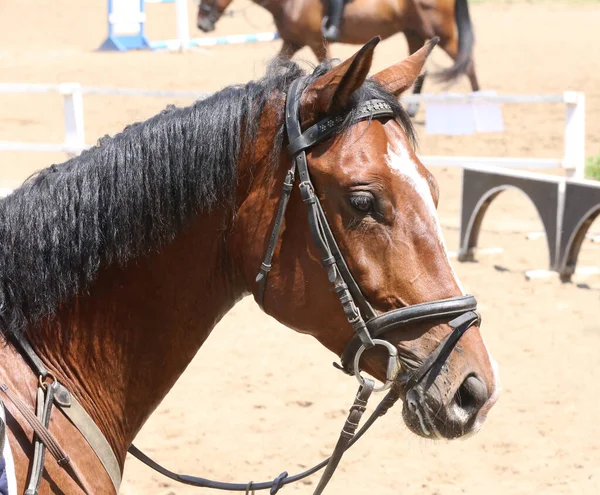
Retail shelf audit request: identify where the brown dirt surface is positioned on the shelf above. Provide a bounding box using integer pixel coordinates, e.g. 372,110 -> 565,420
1,1 -> 599,493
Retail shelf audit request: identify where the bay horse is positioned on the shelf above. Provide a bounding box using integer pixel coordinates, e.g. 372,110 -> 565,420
197,0 -> 481,115
0,38 -> 498,494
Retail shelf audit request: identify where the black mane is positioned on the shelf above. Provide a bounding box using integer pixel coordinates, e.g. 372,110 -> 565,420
0,58 -> 415,337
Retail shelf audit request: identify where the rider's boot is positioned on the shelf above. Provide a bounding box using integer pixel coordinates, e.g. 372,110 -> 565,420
322,0 -> 344,42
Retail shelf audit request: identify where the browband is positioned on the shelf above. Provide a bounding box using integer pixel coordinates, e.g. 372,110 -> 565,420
287,100 -> 394,156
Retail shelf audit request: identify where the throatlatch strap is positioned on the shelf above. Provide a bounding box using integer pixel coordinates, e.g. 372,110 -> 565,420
255,164 -> 296,310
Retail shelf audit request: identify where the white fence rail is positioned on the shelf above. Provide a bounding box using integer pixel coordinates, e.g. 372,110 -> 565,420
0,83 -> 586,179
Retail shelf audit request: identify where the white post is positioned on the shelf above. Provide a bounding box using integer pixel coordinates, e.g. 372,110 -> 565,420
59,83 -> 86,157
175,0 -> 190,52
563,91 -> 586,180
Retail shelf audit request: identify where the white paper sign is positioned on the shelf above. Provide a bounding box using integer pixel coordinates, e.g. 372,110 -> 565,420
473,91 -> 504,133
426,99 -> 476,135
425,91 -> 504,135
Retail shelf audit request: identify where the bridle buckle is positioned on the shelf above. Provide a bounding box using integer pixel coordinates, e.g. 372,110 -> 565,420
353,339 -> 400,392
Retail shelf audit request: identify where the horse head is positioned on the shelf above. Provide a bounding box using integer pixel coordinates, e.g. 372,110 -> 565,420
1,36 -> 500,495
235,38 -> 500,440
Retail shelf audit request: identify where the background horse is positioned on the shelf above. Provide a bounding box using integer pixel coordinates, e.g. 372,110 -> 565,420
197,0 -> 480,115
0,39 -> 498,493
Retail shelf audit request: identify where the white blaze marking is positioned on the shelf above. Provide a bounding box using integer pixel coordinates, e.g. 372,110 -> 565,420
385,141 -> 464,294
385,139 -> 501,419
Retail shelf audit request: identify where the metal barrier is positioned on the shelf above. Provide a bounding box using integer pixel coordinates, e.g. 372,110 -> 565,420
99,0 -> 279,52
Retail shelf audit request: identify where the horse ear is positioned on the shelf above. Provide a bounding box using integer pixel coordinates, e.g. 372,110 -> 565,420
300,37 -> 380,126
371,37 -> 439,97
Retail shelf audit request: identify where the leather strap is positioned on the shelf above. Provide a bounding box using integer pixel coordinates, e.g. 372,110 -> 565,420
284,79 -> 387,349
339,295 -> 478,374
313,379 -> 374,495
299,180 -> 373,347
25,384 -> 56,495
0,383 -> 92,495
128,380 -> 403,492
7,335 -> 122,494
406,310 -> 481,389
314,197 -> 377,321
287,100 -> 393,156
13,334 -> 49,378
0,399 -> 5,456
256,75 -> 394,322
55,383 -> 122,494
255,163 -> 296,310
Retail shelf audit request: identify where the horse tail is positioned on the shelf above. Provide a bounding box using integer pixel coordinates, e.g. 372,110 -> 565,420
437,0 -> 474,82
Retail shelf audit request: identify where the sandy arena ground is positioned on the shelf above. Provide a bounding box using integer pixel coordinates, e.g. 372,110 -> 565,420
1,0 -> 600,493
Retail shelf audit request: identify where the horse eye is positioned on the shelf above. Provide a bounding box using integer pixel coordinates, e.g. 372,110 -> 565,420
349,194 -> 374,213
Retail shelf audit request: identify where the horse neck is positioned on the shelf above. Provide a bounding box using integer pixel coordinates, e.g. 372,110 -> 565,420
26,202 -> 246,464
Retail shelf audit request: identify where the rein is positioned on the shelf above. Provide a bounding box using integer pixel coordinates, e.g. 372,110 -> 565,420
1,335 -> 120,495
2,76 -> 480,494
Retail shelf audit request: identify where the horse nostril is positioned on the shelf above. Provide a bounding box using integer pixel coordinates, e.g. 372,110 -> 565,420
454,375 -> 488,413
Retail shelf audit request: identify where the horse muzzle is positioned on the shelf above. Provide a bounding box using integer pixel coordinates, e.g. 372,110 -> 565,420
401,372 -> 490,440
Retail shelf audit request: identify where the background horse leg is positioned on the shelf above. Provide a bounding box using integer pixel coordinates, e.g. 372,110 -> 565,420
404,31 -> 428,117
279,40 -> 303,59
466,58 -> 480,92
310,42 -> 331,63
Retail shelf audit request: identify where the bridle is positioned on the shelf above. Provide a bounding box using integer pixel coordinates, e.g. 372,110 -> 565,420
0,76 -> 481,495
256,76 -> 480,389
